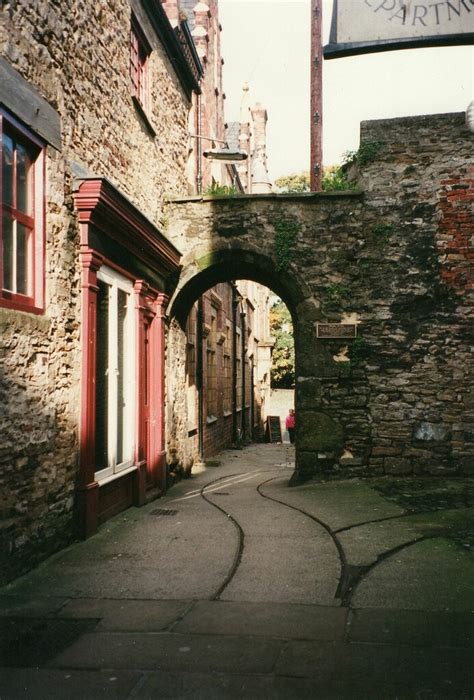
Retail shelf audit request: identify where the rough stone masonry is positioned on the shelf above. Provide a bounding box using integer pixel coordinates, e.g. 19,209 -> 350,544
165,112 -> 474,480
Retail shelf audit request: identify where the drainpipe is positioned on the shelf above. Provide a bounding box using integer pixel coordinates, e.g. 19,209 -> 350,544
197,296 -> 204,460
240,306 -> 246,440
250,357 -> 255,439
196,91 -> 203,195
231,285 -> 239,444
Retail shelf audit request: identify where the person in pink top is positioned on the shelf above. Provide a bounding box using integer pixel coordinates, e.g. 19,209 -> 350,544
285,408 -> 295,444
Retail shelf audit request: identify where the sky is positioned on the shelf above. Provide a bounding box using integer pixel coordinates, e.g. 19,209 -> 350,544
219,0 -> 474,182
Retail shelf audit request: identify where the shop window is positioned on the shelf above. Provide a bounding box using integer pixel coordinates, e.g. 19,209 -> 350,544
130,16 -> 151,115
1,111 -> 44,313
95,267 -> 136,481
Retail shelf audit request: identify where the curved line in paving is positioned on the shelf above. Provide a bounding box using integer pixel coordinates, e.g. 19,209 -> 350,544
334,513 -> 411,534
256,476 -> 348,601
333,506 -> 471,535
200,466 -> 294,601
342,534 -> 437,607
200,473 -> 247,601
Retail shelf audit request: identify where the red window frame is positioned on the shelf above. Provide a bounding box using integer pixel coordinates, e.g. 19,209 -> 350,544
130,17 -> 151,114
0,110 -> 45,314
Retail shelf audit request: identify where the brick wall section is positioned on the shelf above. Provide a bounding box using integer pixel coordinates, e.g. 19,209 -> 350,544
166,112 -> 474,479
438,169 -> 474,292
0,0 -> 191,582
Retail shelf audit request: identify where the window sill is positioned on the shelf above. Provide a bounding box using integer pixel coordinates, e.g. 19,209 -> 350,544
0,295 -> 44,315
96,464 -> 137,487
187,426 -> 198,437
132,96 -> 156,137
206,415 -> 218,425
223,410 -> 232,418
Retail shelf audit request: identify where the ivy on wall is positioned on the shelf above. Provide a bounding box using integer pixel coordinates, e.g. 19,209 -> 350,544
274,219 -> 301,272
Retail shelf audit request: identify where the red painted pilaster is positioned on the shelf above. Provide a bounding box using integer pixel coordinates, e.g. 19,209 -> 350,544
154,293 -> 169,493
78,243 -> 103,537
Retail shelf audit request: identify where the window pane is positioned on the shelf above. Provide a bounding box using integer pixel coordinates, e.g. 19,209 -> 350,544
2,133 -> 13,207
16,222 -> 30,295
116,288 -> 127,465
2,214 -> 13,291
16,142 -> 32,215
95,281 -> 109,471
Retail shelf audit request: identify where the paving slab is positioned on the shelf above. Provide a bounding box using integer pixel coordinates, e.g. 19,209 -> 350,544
348,608 -> 474,648
173,600 -> 348,640
262,477 -> 405,531
221,533 -> 339,604
396,645 -> 474,687
49,632 -> 285,674
0,595 -> 69,617
59,598 -> 193,631
134,671 -> 412,700
352,537 -> 474,611
274,640 -> 399,683
134,670 -> 275,699
0,668 -> 143,700
337,507 -> 474,567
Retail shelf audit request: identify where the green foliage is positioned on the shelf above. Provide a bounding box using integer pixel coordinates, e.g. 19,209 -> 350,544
274,172 -> 310,193
370,222 -> 394,243
274,219 -> 300,272
327,283 -> 350,304
270,301 -> 295,389
321,166 -> 355,192
343,140 -> 383,168
348,336 -> 369,365
203,182 -> 237,196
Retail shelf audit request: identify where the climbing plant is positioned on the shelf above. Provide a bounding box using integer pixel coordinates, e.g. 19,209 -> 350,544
343,140 -> 384,168
274,219 -> 300,272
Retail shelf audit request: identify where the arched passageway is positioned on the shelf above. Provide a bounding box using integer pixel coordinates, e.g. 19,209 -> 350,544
166,246 -> 340,483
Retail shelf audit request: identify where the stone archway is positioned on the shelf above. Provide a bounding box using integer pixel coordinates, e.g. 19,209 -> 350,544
162,114 -> 473,480
167,244 -> 345,482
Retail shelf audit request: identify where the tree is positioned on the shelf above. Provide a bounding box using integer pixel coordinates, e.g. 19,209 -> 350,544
274,172 -> 310,193
270,301 -> 295,388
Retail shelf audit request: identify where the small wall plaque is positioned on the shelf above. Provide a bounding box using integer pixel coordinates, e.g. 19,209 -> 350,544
317,323 -> 357,339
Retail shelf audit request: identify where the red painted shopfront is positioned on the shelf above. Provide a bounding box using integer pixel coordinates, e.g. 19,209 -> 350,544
74,178 -> 180,536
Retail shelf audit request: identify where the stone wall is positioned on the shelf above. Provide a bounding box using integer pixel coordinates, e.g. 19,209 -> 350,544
0,0 -> 192,583
166,112 -> 473,479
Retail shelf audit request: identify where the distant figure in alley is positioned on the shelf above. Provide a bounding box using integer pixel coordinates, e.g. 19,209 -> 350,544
285,408 -> 295,444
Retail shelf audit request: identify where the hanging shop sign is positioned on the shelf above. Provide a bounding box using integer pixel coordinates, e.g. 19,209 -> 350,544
324,0 -> 474,58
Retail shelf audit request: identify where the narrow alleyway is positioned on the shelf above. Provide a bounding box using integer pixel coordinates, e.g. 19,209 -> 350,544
0,444 -> 473,699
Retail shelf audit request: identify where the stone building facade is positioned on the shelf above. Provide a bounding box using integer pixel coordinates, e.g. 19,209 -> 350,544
0,0 -> 274,585
0,0 -> 197,583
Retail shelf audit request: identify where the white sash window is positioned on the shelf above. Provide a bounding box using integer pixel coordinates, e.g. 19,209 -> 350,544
95,267 -> 136,481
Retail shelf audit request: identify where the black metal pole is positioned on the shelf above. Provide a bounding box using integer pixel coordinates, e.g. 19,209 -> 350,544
231,284 -> 238,444
240,307 -> 246,440
197,296 -> 204,460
